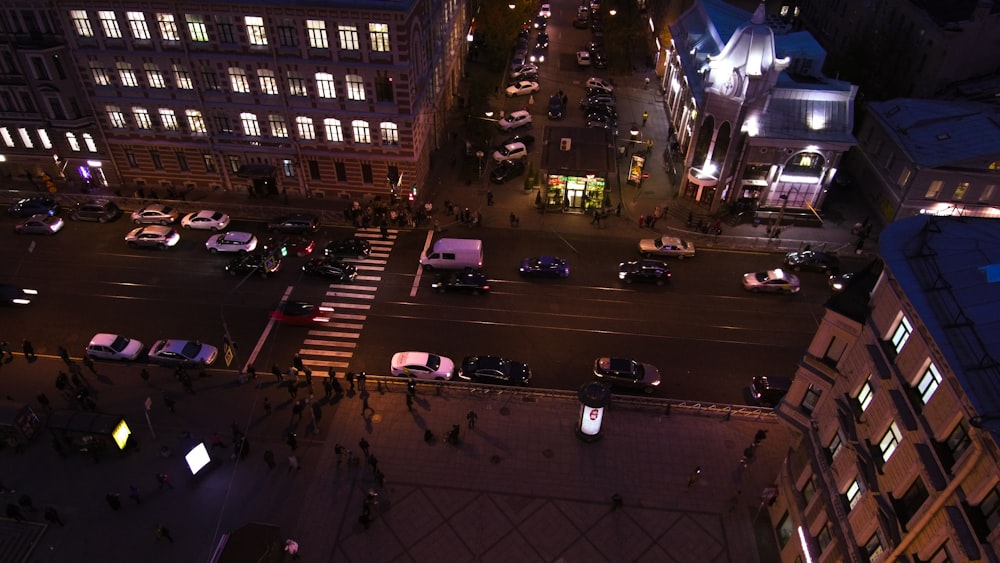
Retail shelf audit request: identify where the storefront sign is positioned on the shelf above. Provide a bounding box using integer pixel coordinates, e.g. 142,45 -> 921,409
627,155 -> 646,185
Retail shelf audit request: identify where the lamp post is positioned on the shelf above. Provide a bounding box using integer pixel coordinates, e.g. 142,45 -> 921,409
771,186 -> 799,236
475,150 -> 485,177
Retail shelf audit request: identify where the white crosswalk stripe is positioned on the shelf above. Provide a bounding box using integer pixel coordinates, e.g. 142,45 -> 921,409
298,227 -> 397,372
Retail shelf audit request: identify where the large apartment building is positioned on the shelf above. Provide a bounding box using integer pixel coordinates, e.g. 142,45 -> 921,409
769,215 -> 1000,562
0,0 -> 467,201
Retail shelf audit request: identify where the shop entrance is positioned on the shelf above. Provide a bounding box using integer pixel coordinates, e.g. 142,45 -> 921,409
567,187 -> 584,208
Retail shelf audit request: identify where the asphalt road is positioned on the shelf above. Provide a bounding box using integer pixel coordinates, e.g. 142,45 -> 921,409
0,216 -> 866,404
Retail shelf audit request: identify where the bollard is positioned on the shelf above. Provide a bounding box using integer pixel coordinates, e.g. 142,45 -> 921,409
664,403 -> 671,416
725,406 -> 732,421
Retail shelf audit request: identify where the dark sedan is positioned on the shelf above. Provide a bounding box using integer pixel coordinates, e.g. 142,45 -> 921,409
490,160 -> 526,184
263,235 -> 315,257
303,258 -> 357,282
8,197 -> 60,218
458,355 -> 531,386
783,250 -> 840,273
593,357 -> 661,393
519,256 -> 570,278
431,270 -> 491,294
226,252 -> 282,277
547,95 -> 565,120
0,284 -> 38,306
266,214 -> 319,233
324,238 -> 371,259
618,259 -> 671,285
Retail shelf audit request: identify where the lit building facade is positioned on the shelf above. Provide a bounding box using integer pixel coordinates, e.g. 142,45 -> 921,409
662,0 -> 856,220
770,215 -> 1000,562
8,0 -> 467,200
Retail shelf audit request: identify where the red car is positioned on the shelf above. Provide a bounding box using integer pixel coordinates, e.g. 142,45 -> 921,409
264,235 -> 315,257
268,301 -> 333,326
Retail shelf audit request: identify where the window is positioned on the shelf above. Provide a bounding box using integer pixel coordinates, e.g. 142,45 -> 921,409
282,159 -> 295,177
215,16 -> 235,44
361,163 -> 373,183
83,133 -> 97,153
229,67 -> 250,93
133,107 -> 153,129
845,479 -> 862,510
65,132 -> 80,151
942,423 -> 971,470
897,168 -> 912,188
352,120 -> 370,143
227,155 -> 241,172
296,117 -> 315,140
925,180 -> 943,199
776,512 -> 793,548
864,532 -> 884,561
124,148 -> 138,167
203,154 -> 216,172
277,20 -> 296,47
324,118 -> 344,142
981,184 -> 996,203
150,149 -> 163,169
975,485 -> 1000,538
172,64 -> 193,89
308,161 -> 320,180
801,477 -> 816,505
70,10 -> 94,38
916,363 -> 943,404
889,315 -> 913,354
107,105 -> 127,128
268,114 -> 288,137
214,114 -> 232,134
895,479 -> 929,526
116,62 -> 138,87
857,378 -> 874,411
816,524 -> 832,552
144,63 -> 166,88
346,74 -> 365,100
335,162 -> 347,181
369,23 -> 390,52
99,11 -> 122,39
30,57 -> 49,81
186,15 -> 209,42
884,152 -> 895,171
241,113 -> 261,136
953,182 -> 969,201
380,122 -> 398,144
288,72 -> 306,96
186,110 -> 206,134
245,16 -> 267,46
802,384 -> 822,414
879,422 -> 902,463
159,109 -> 179,131
307,20 -> 328,49
17,129 -> 33,149
258,70 -> 278,95
316,73 -> 336,98
176,152 -> 189,171
338,25 -> 359,50
828,432 -> 844,461
201,69 -> 219,91
90,61 -> 111,85
127,12 -> 150,40
47,98 -> 67,120
375,76 -> 394,102
36,129 -> 52,149
157,13 -> 180,41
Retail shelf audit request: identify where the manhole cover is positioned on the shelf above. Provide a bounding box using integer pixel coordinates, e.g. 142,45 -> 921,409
542,449 -> 554,458
490,455 -> 501,464
499,406 -> 510,416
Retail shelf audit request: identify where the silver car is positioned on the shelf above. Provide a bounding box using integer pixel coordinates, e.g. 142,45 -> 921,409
14,214 -> 65,235
148,339 -> 218,366
131,204 -> 179,225
638,236 -> 695,259
594,357 -> 661,393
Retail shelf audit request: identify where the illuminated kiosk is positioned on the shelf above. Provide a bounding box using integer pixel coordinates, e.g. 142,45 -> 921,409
577,381 -> 613,442
185,442 -> 213,476
47,410 -> 131,459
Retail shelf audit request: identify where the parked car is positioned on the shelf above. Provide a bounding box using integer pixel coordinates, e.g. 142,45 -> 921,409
263,235 -> 315,257
492,142 -> 528,163
459,355 -> 531,386
576,50 -> 592,66
638,236 -> 696,259
533,15 -> 547,29
302,258 -> 358,282
8,197 -> 60,218
581,93 -> 615,108
0,284 -> 38,306
70,199 -> 121,222
519,256 -> 570,278
742,269 -> 801,294
535,32 -> 549,48
591,51 -> 608,69
583,103 -> 617,120
85,333 -> 145,361
226,252 -> 282,277
431,270 -> 491,294
500,134 -> 535,148
529,46 -> 546,64
324,238 -> 371,259
268,301 -> 333,326
181,210 -> 231,231
205,231 -> 258,254
14,214 -> 64,235
548,95 -> 566,120
618,259 -> 671,285
506,80 -> 540,97
585,77 -> 614,92
594,357 -> 661,393
498,110 -> 533,131
828,272 -> 855,292
490,159 -> 526,184
784,250 -> 840,273
390,352 -> 455,381
125,225 -> 180,249
130,204 -> 179,225
266,214 -> 319,233
509,64 -> 539,81
147,339 -> 218,366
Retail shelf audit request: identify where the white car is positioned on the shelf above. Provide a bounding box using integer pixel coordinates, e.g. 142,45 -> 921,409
742,269 -> 801,294
585,77 -> 614,92
576,51 -> 592,66
125,225 -> 180,249
86,333 -> 145,361
538,3 -> 552,18
14,214 -> 65,235
205,231 -> 258,254
131,204 -> 179,225
390,352 -> 456,381
148,339 -> 218,366
492,142 -> 528,163
181,210 -> 231,231
638,236 -> 696,259
498,110 -> 533,131
506,80 -> 540,97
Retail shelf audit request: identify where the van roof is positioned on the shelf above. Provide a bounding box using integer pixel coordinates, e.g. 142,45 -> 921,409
434,238 -> 482,248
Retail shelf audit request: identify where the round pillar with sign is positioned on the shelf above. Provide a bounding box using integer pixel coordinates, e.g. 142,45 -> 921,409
576,381 -> 612,442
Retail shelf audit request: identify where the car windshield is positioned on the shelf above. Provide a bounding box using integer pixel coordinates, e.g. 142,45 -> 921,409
426,354 -> 441,370
181,342 -> 202,359
608,358 -> 634,374
210,212 -> 224,220
110,336 -> 131,353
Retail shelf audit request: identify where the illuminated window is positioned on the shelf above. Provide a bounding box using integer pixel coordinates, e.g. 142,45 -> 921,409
186,15 -> 209,42
107,105 -> 127,128
186,110 -> 206,134
879,422 -> 901,462
856,378 -> 873,411
380,122 -> 398,144
338,25 -> 359,50
307,20 -> 328,48
268,114 -> 288,138
203,154 -> 216,172
245,16 -> 267,46
346,74 -> 365,100
316,73 -> 336,98
288,72 -> 306,96
897,168 -> 911,188
369,23 -> 390,52
889,315 -> 912,354
229,67 -> 249,93
116,62 -> 138,87
37,129 -> 52,149
144,63 -> 165,88
127,12 -> 149,40
953,182 -> 969,201
83,133 -> 97,152
324,118 -> 343,142
915,362 -> 942,404
352,120 -> 370,143
981,184 -> 996,203
159,109 -> 179,130
925,180 -> 943,199
258,70 -> 278,95
133,107 -> 153,129
241,113 -> 261,136
65,132 -> 80,151
70,10 -> 94,38
90,61 -> 111,85
157,13 -> 180,41
296,117 -> 315,140
173,64 -> 193,89
99,11 -> 122,38
845,479 -> 862,510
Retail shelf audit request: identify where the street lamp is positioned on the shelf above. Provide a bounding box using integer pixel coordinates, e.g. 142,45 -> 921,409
475,150 -> 485,177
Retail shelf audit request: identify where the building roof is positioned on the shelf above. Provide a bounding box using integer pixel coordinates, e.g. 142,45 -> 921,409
541,126 -> 614,176
751,83 -> 858,144
866,99 -> 1000,170
880,215 -> 1000,417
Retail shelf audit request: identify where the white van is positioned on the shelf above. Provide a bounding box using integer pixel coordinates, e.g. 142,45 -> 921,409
420,238 -> 483,270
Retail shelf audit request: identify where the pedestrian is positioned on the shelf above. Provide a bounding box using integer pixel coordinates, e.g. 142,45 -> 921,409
407,379 -> 416,397
687,466 -> 702,488
58,346 -> 71,365
82,355 -> 97,374
5,503 -> 25,523
467,410 -> 478,429
211,432 -> 226,449
271,364 -> 284,383
128,485 -> 142,504
155,524 -> 174,543
616,202 -> 622,217
303,367 -> 312,386
380,221 -> 389,239
311,402 -> 323,423
368,454 -> 379,473
346,371 -> 355,392
44,506 -> 64,526
361,391 -> 373,416
286,432 -> 298,451
514,215 -> 520,227
163,396 -> 176,414
644,76 -> 650,89
22,339 -> 35,361
405,393 -> 413,411
486,190 -> 494,206
323,378 -> 333,399
245,364 -> 256,381
105,493 -> 121,511
287,454 -> 301,472
292,400 -> 305,423
638,215 -> 645,228
292,354 -> 304,372
287,380 -> 298,399
374,468 -> 385,488
611,493 -> 623,510
155,473 -> 174,489
330,376 -> 343,397
284,538 -> 301,559
357,371 -> 367,392
754,429 -> 768,445
510,212 -> 517,227
359,437 -> 370,458
263,450 -> 276,469
140,368 -> 151,385
36,392 -> 50,410
0,340 -> 12,361
591,209 -> 601,225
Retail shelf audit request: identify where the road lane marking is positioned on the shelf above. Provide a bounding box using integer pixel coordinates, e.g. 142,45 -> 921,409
245,285 -> 295,372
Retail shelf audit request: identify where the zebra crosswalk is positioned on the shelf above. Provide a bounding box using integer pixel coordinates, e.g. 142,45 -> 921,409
297,227 -> 397,372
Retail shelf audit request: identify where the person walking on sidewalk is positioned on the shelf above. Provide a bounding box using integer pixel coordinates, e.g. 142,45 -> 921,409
467,410 -> 478,429
642,111 -> 649,126
357,371 -> 367,392
128,485 -> 142,504
22,339 -> 36,361
359,437 -> 370,458
1,340 -> 13,362
271,364 -> 284,383
346,371 -> 355,392
263,397 -> 272,416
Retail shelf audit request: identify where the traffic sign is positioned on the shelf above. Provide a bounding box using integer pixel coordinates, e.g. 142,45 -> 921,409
224,344 -> 234,367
